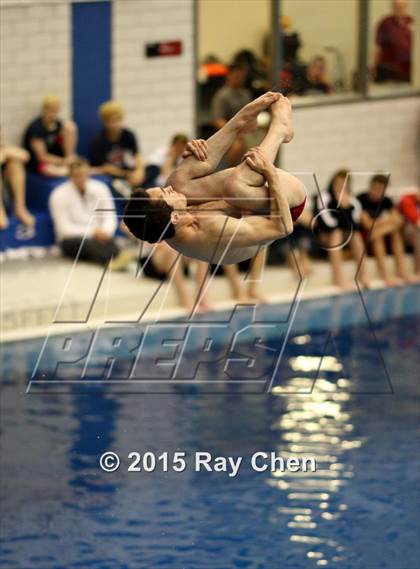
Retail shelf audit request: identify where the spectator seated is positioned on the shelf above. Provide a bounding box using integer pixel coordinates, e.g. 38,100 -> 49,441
0,210 -> 54,252
1,171 -> 125,255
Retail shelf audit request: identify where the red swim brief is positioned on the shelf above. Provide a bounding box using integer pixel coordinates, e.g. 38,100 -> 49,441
290,197 -> 306,222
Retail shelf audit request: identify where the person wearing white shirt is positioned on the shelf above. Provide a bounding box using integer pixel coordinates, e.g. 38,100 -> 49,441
49,158 -> 119,265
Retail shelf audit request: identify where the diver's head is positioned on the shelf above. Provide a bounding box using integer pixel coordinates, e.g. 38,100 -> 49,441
123,186 -> 188,243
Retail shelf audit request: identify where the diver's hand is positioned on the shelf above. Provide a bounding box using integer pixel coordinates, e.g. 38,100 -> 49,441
243,147 -> 275,176
182,139 -> 208,161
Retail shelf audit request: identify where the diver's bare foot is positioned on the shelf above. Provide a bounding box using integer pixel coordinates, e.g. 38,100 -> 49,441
236,91 -> 281,133
271,94 -> 294,143
15,207 -> 35,228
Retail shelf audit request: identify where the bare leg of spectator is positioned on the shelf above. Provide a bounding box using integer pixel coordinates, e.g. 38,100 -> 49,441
61,120 -> 78,161
288,249 -> 312,278
328,229 -> 356,290
152,243 -> 192,311
221,253 -> 268,304
288,250 -> 298,276
288,216 -> 313,278
223,263 -> 249,301
403,223 -> 420,275
300,250 -> 312,276
193,260 -> 213,312
0,177 -> 9,229
370,217 -> 401,240
390,228 -> 417,283
246,249 -> 268,301
349,231 -> 369,288
4,158 -> 35,227
371,235 -> 402,286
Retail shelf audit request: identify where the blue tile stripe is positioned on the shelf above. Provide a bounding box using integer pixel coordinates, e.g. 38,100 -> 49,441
72,1 -> 111,157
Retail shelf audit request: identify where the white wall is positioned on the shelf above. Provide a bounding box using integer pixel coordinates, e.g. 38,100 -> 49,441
0,0 -> 418,186
113,0 -> 195,159
282,96 -> 420,195
0,0 -> 195,158
0,1 -> 72,145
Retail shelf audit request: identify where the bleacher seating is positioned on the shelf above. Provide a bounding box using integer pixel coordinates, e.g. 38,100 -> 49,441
25,171 -> 66,211
0,172 -> 124,255
0,211 -> 54,252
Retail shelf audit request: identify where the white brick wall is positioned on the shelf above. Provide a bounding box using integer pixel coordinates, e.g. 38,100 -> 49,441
1,0 -> 418,196
112,0 -> 195,159
282,96 -> 420,196
0,2 -> 72,145
0,0 -> 194,154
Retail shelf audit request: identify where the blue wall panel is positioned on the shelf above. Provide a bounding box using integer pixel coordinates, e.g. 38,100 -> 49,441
72,1 -> 111,157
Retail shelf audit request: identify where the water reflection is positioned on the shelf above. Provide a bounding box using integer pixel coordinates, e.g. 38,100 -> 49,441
270,363 -> 364,567
69,389 -> 120,504
0,288 -> 418,567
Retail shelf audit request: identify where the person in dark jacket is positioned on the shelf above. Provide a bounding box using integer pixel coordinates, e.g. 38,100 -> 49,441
314,169 -> 369,289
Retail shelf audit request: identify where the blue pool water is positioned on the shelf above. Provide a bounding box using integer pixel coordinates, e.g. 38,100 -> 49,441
1,287 -> 419,569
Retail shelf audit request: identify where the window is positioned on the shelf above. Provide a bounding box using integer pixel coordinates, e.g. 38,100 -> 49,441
197,0 -> 271,136
279,0 -> 360,103
368,0 -> 419,96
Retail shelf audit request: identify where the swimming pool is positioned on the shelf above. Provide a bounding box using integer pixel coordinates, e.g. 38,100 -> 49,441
1,286 -> 419,568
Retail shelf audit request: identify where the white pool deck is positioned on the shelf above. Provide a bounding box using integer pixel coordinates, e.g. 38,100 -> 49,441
0,252 -> 416,343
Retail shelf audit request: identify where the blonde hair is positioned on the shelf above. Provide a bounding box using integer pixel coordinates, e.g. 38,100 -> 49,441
98,100 -> 124,121
42,94 -> 61,108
